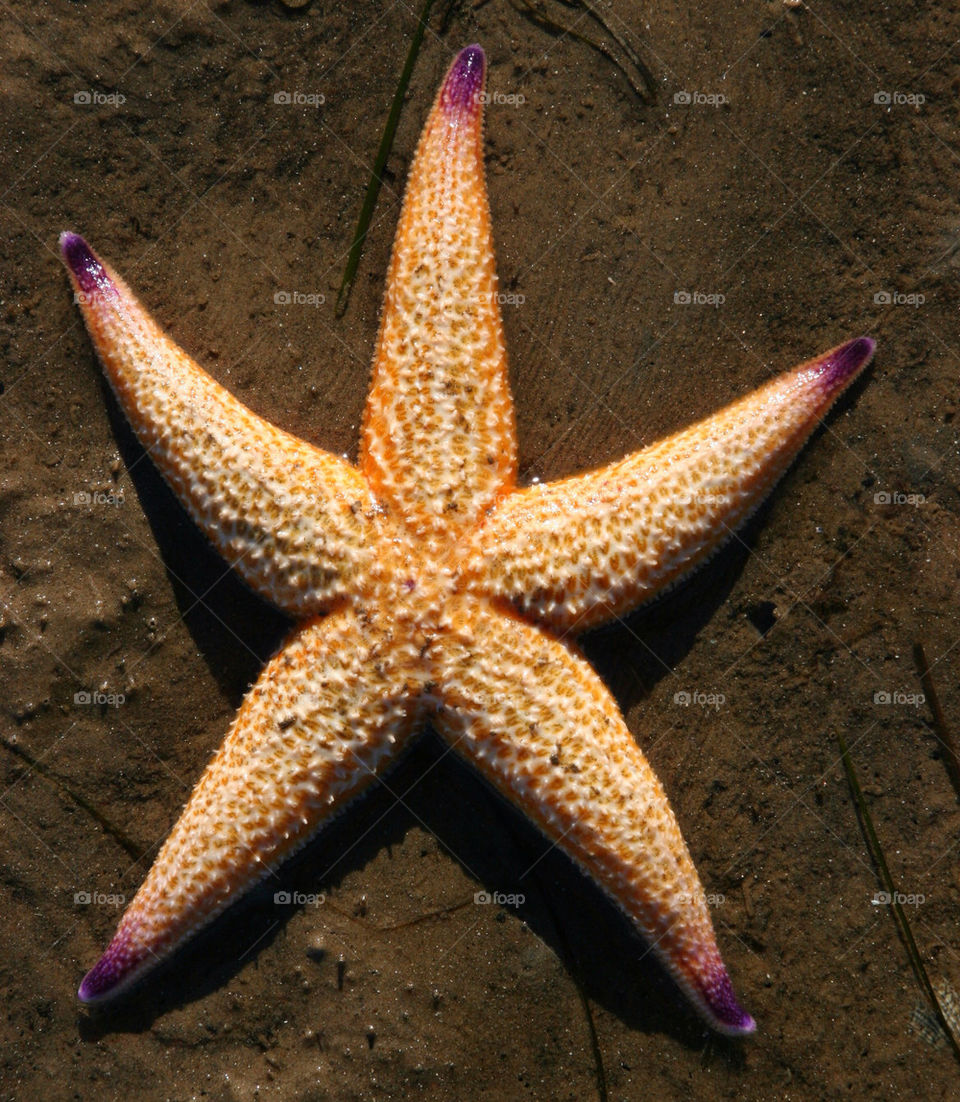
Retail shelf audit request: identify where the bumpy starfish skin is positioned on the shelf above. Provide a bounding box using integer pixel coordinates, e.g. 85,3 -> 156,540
465,339 -> 875,633
61,235 -> 380,615
362,46 -> 515,550
62,45 -> 874,1035
77,609 -> 427,1001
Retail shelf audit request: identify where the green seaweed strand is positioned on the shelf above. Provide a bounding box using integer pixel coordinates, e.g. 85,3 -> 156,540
837,730 -> 960,1063
335,0 -> 438,317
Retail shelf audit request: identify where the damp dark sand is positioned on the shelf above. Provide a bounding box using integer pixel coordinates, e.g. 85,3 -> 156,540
1,3 -> 959,1099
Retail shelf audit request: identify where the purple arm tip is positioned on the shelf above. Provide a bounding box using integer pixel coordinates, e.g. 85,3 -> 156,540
78,959 -> 117,1004
823,335 -> 876,391
60,231 -> 112,299
703,968 -> 757,1036
441,44 -> 486,117
77,928 -> 140,1004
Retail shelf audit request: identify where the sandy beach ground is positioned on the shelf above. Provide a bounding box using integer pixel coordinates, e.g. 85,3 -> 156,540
1,2 -> 959,1098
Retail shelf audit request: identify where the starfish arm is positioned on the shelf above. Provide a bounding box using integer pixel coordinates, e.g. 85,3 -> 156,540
361,45 -> 517,548
61,233 -> 379,616
429,599 -> 755,1036
467,337 -> 875,633
77,608 -> 423,1003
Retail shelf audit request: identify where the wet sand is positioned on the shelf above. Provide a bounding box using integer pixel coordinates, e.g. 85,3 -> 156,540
2,2 -> 959,1098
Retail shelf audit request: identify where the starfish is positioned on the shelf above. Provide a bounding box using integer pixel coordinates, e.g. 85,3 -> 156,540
61,44 -> 874,1036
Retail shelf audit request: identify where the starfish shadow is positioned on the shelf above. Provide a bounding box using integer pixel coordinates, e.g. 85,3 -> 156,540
103,388 -> 291,702
582,524 -> 759,712
387,732 -> 750,1059
76,764 -> 417,1038
78,726 -> 744,1058
582,357 -> 873,714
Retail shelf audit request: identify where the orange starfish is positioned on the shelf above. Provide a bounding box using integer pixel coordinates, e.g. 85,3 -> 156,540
62,45 -> 874,1035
